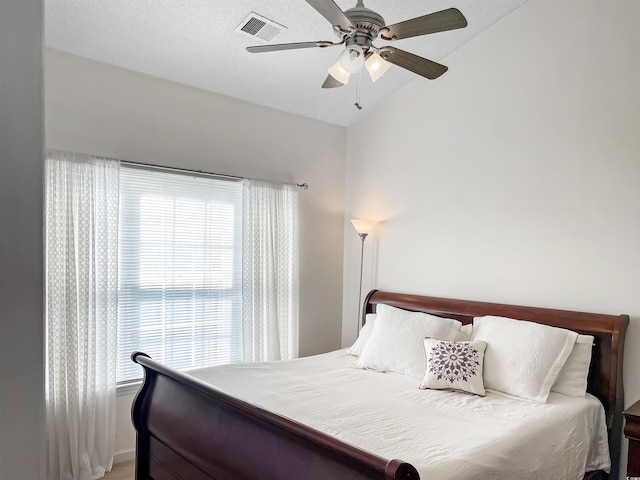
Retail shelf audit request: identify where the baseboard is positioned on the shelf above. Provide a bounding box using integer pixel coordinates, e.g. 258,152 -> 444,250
114,449 -> 135,464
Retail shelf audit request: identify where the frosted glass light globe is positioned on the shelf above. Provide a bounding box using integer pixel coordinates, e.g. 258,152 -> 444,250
365,53 -> 391,82
327,61 -> 350,85
339,44 -> 365,74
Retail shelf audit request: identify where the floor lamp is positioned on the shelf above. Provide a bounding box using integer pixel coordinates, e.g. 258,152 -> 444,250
351,219 -> 377,336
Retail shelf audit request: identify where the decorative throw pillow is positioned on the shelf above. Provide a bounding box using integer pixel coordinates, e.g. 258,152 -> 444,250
346,314 -> 376,356
355,304 -> 462,378
420,338 -> 487,396
471,316 -> 577,403
551,334 -> 594,397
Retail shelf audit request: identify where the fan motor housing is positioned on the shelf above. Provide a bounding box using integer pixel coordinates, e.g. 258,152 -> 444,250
342,5 -> 385,50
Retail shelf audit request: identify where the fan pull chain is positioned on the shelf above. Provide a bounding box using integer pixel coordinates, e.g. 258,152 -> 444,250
354,70 -> 363,110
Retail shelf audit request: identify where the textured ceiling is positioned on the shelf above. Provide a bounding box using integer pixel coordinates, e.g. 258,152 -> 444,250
45,0 -> 527,126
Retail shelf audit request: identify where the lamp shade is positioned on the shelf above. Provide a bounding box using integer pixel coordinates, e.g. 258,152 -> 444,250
339,44 -> 365,74
328,61 -> 350,85
365,53 -> 391,82
351,219 -> 377,235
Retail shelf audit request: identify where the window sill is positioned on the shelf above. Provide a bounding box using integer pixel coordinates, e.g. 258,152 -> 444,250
117,381 -> 142,397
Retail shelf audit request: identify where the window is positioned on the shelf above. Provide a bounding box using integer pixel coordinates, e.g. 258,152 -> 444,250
117,166 -> 243,383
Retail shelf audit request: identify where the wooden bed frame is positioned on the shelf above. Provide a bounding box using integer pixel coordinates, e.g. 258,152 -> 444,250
131,290 -> 628,480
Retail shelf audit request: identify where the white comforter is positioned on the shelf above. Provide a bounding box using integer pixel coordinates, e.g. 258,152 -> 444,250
189,349 -> 610,480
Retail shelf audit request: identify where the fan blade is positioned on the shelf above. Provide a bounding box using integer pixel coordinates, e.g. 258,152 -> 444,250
378,47 -> 448,80
381,8 -> 467,41
247,41 -> 335,53
322,74 -> 344,89
305,0 -> 353,31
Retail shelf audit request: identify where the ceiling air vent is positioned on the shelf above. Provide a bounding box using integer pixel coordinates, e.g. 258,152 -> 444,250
236,13 -> 286,43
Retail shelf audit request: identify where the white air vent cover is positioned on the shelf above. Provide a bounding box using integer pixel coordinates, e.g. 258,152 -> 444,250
236,12 -> 287,43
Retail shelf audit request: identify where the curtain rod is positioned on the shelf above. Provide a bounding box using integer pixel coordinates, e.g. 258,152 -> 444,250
121,160 -> 309,190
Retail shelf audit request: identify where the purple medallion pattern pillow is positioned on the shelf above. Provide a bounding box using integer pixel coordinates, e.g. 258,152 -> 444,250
420,338 -> 487,396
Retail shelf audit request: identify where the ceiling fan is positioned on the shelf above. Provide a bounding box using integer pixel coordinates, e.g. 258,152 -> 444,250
246,0 -> 468,89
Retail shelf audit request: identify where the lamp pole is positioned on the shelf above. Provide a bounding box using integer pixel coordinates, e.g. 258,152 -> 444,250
356,232 -> 368,335
350,219 -> 377,338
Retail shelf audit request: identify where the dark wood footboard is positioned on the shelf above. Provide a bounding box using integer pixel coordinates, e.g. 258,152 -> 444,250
131,351 -> 420,480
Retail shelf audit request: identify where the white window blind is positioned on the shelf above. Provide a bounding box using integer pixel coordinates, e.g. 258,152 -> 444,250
117,166 -> 243,383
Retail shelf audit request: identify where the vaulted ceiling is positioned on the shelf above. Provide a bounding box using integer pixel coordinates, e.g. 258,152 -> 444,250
45,0 -> 527,126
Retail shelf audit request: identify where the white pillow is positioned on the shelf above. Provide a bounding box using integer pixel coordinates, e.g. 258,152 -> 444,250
355,304 -> 462,378
471,316 -> 577,403
551,334 -> 594,397
456,323 -> 473,341
346,314 -> 376,356
420,338 -> 487,396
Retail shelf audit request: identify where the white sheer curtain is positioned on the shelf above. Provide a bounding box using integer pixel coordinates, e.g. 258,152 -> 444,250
45,150 -> 119,480
242,180 -> 299,361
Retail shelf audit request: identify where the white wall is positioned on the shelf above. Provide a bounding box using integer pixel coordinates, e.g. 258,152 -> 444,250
0,0 -> 45,478
343,0 -> 640,477
45,49 -> 347,460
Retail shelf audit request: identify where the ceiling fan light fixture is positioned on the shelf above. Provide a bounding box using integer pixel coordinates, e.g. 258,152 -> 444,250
246,2 -> 469,91
328,61 -> 350,85
338,44 -> 365,74
365,53 -> 391,82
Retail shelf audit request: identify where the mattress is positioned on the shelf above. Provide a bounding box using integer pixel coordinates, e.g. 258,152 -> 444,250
189,349 -> 611,480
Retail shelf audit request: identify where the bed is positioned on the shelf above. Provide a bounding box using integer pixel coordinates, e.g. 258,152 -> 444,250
131,290 -> 629,480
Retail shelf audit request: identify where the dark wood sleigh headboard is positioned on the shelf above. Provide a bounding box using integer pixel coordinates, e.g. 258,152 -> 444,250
364,290 -> 629,480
